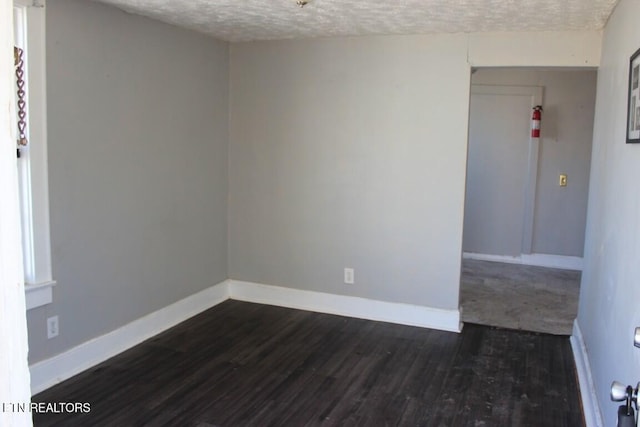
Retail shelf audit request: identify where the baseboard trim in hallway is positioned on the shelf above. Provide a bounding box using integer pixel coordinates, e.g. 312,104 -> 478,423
463,252 -> 583,271
571,320 -> 604,427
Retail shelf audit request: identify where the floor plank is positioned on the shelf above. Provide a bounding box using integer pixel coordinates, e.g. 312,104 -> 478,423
32,300 -> 583,426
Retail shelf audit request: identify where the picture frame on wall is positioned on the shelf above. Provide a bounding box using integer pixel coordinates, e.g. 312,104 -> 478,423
627,47 -> 640,143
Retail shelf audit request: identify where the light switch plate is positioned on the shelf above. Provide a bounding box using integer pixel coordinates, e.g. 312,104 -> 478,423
559,174 -> 567,187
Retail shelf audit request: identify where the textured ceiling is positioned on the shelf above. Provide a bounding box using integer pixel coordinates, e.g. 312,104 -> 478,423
95,0 -> 619,42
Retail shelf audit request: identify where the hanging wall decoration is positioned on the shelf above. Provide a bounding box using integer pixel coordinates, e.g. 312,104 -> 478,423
14,46 -> 28,156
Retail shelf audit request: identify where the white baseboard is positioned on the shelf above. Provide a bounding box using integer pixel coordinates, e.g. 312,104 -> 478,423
463,252 -> 583,271
30,279 -> 462,395
229,280 -> 462,333
570,320 -> 604,427
29,280 -> 230,395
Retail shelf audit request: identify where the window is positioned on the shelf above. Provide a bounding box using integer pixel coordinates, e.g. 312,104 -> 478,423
13,0 -> 55,310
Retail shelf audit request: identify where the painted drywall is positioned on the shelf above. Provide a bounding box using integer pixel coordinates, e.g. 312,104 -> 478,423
577,0 -> 640,423
468,31 -> 602,67
466,69 -> 596,257
26,0 -> 229,364
229,35 -> 471,309
229,32 -> 601,311
463,87 -> 533,256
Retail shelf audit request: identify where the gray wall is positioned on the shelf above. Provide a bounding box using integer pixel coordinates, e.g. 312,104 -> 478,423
464,88 -> 532,256
26,0 -> 229,363
229,36 -> 471,310
466,69 -> 596,257
577,0 -> 640,422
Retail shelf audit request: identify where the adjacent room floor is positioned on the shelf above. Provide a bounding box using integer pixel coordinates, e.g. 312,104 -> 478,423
460,259 -> 581,335
33,300 -> 583,426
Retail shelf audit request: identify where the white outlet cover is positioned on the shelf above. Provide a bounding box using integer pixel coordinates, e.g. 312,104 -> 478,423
47,315 -> 59,339
344,268 -> 355,284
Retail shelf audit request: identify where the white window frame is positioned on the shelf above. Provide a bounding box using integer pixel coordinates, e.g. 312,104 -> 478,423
14,0 -> 55,310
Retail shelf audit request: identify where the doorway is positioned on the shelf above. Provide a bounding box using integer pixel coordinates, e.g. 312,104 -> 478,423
460,67 -> 597,335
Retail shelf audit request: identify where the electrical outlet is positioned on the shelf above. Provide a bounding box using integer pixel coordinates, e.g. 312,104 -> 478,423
47,316 -> 59,339
344,268 -> 355,284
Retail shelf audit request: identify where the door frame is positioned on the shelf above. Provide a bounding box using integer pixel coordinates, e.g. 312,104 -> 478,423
1,0 -> 32,423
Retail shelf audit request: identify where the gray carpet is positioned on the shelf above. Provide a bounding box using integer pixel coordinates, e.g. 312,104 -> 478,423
460,259 -> 581,335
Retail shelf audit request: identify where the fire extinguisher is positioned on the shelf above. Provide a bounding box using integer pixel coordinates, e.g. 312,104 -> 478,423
531,106 -> 543,138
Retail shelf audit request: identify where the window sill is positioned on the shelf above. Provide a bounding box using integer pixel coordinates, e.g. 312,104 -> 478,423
25,280 -> 56,310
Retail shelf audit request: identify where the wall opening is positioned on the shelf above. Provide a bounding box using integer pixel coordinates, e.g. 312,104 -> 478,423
459,67 -> 597,335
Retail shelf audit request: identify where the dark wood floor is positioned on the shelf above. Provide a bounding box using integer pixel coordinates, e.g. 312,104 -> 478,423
33,300 -> 583,426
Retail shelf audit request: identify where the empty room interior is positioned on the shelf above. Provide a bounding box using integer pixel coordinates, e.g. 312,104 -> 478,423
2,0 -> 640,426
